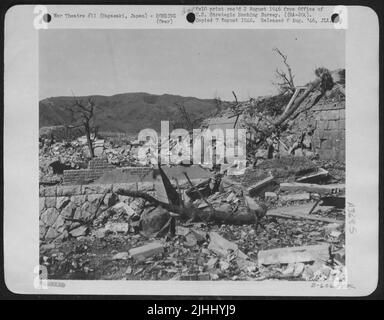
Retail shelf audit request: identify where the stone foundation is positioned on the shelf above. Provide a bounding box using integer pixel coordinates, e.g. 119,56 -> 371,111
312,104 -> 345,161
39,182 -> 155,242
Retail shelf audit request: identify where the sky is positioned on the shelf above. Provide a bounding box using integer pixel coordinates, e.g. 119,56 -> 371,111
39,29 -> 345,101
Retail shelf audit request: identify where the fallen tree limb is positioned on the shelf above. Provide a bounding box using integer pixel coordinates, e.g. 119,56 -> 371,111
273,77 -> 322,127
267,208 -> 344,224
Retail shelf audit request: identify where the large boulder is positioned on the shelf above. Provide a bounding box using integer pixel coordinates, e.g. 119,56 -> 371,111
140,206 -> 170,236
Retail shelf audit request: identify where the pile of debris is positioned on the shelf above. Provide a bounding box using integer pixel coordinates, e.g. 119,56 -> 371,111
104,143 -> 142,167
39,140 -> 87,184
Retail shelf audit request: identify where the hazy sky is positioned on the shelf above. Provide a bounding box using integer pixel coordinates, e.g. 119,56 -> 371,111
39,29 -> 345,101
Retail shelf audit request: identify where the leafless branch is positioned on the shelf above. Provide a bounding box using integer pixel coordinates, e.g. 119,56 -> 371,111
273,48 -> 295,93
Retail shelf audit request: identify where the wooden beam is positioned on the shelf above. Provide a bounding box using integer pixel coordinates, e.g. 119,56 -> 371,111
280,182 -> 345,195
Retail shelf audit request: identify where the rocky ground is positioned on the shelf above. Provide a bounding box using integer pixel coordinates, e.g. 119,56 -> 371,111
40,184 -> 345,283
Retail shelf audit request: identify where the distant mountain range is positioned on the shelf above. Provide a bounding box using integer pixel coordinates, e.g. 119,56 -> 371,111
39,92 -> 220,135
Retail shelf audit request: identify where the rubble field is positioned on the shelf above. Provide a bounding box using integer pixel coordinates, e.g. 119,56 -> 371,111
41,216 -> 345,282
39,67 -> 346,284
40,155 -> 346,283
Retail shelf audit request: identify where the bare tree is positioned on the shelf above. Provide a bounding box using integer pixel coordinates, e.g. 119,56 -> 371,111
68,95 -> 99,158
272,47 -> 295,94
214,96 -> 222,113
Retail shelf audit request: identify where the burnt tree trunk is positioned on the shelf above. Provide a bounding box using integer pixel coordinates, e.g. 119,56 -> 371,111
84,121 -> 95,158
273,77 -> 321,127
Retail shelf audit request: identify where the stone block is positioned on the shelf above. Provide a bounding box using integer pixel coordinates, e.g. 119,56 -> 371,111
44,186 -> 57,197
39,198 -> 45,213
112,183 -> 137,193
82,184 -> 112,195
45,196 -> 56,208
129,241 -> 165,260
52,214 -> 66,233
45,227 -> 60,240
279,182 -> 345,195
280,193 -> 311,202
56,196 -> 71,210
61,202 -> 77,218
137,181 -> 154,192
40,207 -> 59,226
70,195 -> 86,206
57,185 -> 82,196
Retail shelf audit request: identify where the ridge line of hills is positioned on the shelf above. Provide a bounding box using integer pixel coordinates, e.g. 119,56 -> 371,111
40,92 -> 221,135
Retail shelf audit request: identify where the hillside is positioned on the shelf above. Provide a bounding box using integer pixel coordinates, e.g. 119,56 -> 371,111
39,92 -> 219,135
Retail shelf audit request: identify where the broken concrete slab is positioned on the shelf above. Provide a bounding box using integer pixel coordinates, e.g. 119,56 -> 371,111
112,252 -> 129,260
208,232 -> 248,260
129,241 -> 164,261
92,228 -> 107,239
258,243 -> 330,266
280,182 -> 345,195
280,193 -> 311,202
267,204 -> 344,224
246,175 -> 274,195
